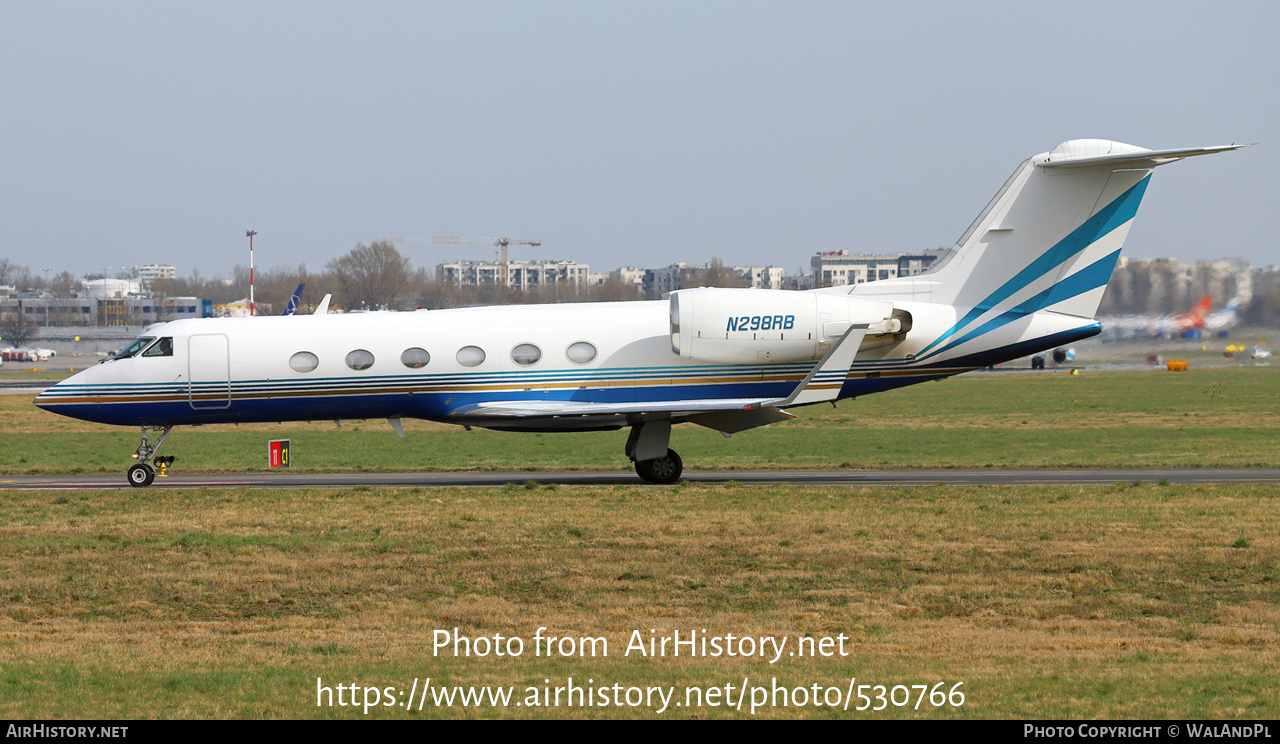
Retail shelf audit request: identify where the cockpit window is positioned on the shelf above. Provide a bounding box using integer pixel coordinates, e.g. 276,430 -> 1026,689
112,336 -> 156,360
142,337 -> 174,357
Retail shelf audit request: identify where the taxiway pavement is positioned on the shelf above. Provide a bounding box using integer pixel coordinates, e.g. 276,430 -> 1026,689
3,468 -> 1279,490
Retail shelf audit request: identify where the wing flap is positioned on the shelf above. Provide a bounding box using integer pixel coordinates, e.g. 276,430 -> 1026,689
686,408 -> 796,434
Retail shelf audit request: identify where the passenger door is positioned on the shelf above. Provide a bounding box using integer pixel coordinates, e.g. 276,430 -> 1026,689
188,334 -> 231,409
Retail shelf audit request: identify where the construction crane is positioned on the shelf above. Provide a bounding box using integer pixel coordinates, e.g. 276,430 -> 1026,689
378,236 -> 542,288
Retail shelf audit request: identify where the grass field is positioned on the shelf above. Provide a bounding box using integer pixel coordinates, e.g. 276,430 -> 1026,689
1,367 -> 1278,474
1,367 -> 1278,719
0,482 -> 1277,718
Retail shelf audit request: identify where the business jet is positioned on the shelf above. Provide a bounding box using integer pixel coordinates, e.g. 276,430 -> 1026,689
34,139 -> 1244,486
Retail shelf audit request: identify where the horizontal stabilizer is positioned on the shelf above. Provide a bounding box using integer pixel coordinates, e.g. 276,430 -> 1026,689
1039,143 -> 1250,170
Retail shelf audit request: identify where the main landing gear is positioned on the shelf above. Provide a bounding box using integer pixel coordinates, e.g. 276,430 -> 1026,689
127,426 -> 174,487
626,420 -> 684,484
635,449 -> 683,484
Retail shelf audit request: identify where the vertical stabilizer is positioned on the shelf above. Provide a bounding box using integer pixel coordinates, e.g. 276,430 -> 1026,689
281,283 -> 305,316
916,140 -> 1245,357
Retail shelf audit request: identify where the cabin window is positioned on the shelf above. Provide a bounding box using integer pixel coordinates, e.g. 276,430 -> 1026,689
566,341 -> 597,364
511,343 -> 541,366
401,347 -> 431,369
289,351 -> 319,373
345,349 -> 375,371
456,345 -> 486,367
142,337 -> 173,357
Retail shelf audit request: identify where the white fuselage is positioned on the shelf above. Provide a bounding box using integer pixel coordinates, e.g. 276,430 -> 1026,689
34,294 -> 1097,430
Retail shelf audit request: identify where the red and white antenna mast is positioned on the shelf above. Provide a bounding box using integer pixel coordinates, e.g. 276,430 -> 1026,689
245,229 -> 257,316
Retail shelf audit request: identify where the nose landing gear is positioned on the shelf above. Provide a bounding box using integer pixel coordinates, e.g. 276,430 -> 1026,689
127,462 -> 154,487
128,426 -> 174,487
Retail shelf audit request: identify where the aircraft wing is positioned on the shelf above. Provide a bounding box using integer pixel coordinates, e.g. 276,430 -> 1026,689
449,324 -> 869,434
465,398 -> 786,416
454,398 -> 798,434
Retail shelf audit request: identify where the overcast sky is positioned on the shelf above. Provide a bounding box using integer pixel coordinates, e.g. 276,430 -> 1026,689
2,0 -> 1275,280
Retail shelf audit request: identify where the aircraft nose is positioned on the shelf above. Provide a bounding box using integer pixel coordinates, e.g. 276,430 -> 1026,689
33,367 -> 94,413
31,369 -> 110,424
33,380 -> 62,410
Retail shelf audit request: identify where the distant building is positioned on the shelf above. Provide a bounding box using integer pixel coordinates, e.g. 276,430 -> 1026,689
640,262 -> 786,298
809,251 -> 941,288
733,265 -> 785,289
1100,256 -> 1254,317
436,259 -> 590,291
642,264 -> 687,298
0,295 -> 199,327
897,253 -> 944,277
786,273 -> 816,291
612,267 -> 646,288
82,278 -> 144,299
133,264 -> 176,286
159,296 -> 201,318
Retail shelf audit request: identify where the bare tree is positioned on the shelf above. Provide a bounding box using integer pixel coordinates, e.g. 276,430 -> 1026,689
0,308 -> 39,347
410,266 -> 461,310
679,257 -> 750,290
253,263 -> 336,315
326,241 -> 413,310
585,277 -> 642,302
50,271 -> 80,296
230,264 -> 251,303
149,278 -> 177,321
0,259 -> 31,289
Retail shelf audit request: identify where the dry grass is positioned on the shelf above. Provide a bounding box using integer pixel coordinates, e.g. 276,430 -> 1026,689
1,482 -> 1277,718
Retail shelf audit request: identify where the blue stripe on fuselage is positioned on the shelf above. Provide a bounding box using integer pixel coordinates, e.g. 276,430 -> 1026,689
918,176 -> 1149,358
929,249 -> 1120,356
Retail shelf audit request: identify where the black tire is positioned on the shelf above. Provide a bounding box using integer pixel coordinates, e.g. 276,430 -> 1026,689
636,449 -> 683,484
127,463 -> 155,488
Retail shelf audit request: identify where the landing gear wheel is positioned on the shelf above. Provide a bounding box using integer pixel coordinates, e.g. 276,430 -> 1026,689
635,449 -> 683,484
127,463 -> 156,488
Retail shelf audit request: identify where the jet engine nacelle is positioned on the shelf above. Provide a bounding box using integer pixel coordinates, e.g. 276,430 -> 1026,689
669,287 -> 900,364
